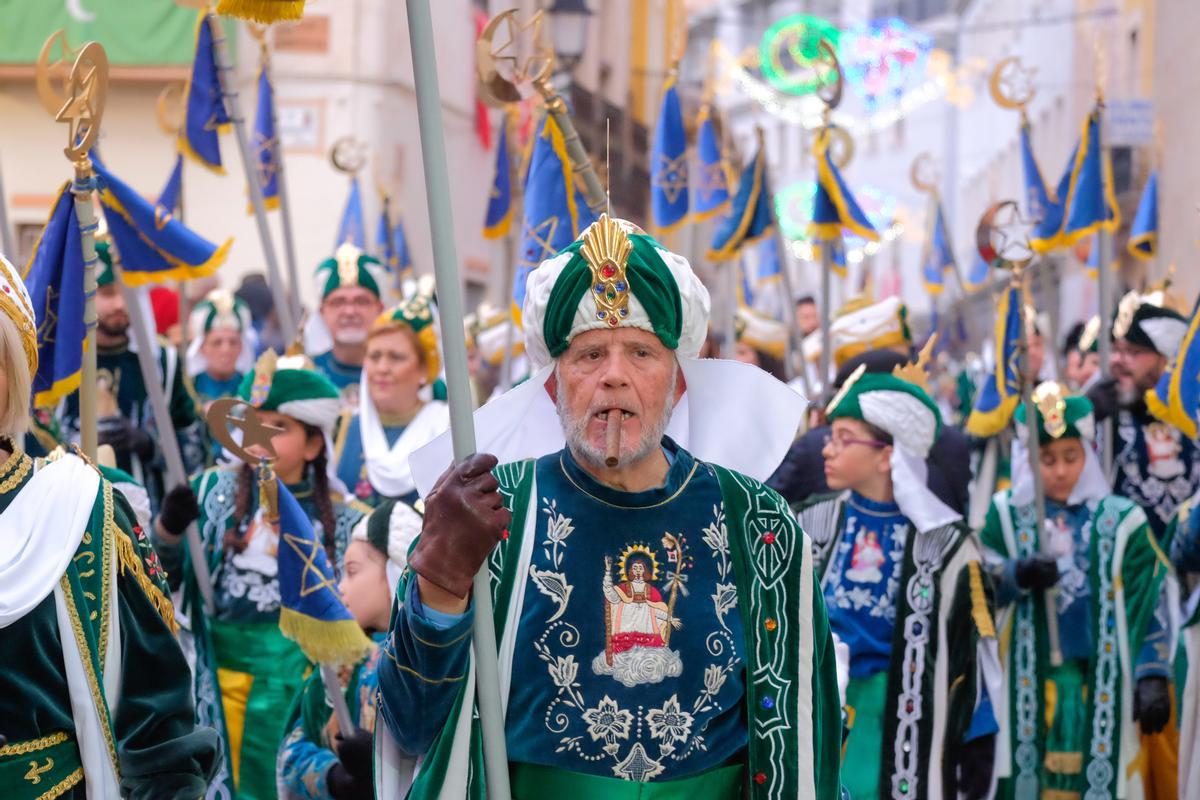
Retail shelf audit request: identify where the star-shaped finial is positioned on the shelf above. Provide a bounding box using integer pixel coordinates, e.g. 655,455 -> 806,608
55,61 -> 100,149
204,397 -> 285,465
489,10 -> 552,87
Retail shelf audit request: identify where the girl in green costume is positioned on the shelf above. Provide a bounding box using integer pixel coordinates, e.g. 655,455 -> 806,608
155,352 -> 368,799
981,384 -> 1171,799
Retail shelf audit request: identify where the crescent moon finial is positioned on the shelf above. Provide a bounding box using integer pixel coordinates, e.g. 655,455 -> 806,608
989,56 -> 1036,111
330,136 -> 368,174
36,29 -> 79,117
815,39 -> 844,111
910,153 -> 938,195
156,82 -> 186,136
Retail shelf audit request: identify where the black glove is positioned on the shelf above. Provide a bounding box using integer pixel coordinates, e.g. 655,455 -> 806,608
97,416 -> 155,461
954,734 -> 995,800
408,454 -> 511,598
334,728 -> 374,779
326,762 -> 373,799
1086,376 -> 1119,422
1134,675 -> 1171,735
158,485 -> 200,537
1014,554 -> 1060,591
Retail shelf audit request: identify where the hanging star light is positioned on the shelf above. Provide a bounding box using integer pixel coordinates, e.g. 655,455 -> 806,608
757,13 -> 842,97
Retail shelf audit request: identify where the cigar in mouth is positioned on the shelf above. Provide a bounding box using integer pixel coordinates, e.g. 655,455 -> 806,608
605,409 -> 622,468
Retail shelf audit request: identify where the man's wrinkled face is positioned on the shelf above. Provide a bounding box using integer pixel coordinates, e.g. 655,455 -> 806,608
1110,339 -> 1167,404
320,286 -> 383,347
553,327 -> 684,471
95,284 -> 129,337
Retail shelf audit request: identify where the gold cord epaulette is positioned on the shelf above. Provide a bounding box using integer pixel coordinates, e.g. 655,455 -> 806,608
967,561 -> 996,639
112,522 -> 179,634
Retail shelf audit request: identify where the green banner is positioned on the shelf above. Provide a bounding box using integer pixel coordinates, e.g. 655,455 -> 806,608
0,0 -> 222,66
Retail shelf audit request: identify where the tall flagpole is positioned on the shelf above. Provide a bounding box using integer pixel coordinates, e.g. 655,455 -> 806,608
207,15 -> 296,343
1094,99 -> 1115,478
45,41 -> 109,460
406,2 -> 511,797
260,44 -> 303,322
115,267 -> 216,614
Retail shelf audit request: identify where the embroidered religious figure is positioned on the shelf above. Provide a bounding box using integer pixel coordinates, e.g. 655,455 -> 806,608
595,544 -> 684,687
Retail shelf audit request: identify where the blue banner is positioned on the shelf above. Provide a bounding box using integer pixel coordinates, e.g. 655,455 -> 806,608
965,282 -> 1022,437
22,183 -> 85,408
483,120 -> 513,240
707,144 -> 772,261
180,13 -> 229,173
250,65 -> 280,212
809,127 -> 878,243
692,108 -> 729,222
1128,171 -> 1157,261
650,79 -> 689,232
513,115 -> 596,320
335,176 -> 366,249
93,153 -> 231,287
921,201 -> 954,295
1147,298 -> 1200,439
155,153 -> 183,230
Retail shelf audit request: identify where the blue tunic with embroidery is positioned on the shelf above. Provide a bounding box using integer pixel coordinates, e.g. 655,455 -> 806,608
379,442 -> 750,782
994,498 -> 1170,677
821,493 -> 908,680
313,351 -> 361,407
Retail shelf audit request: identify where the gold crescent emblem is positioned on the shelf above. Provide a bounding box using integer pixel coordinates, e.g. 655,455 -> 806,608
989,56 -> 1036,111
205,398 -> 286,465
476,9 -> 554,105
36,29 -> 81,117
823,125 -> 855,170
815,39 -> 844,111
910,153 -> 938,195
330,136 -> 368,174
53,41 -> 108,164
156,82 -> 187,136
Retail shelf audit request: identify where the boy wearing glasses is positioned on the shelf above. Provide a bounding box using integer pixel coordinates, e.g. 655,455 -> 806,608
794,362 -> 998,800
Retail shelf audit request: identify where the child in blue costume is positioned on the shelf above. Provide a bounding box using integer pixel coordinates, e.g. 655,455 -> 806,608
278,498 -> 422,798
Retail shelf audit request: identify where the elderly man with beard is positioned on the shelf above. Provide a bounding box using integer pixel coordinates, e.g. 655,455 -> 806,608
374,216 -> 844,799
60,241 -> 202,508
309,243 -> 388,408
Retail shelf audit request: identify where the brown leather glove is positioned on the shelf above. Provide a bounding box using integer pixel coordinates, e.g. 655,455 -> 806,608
408,453 -> 511,598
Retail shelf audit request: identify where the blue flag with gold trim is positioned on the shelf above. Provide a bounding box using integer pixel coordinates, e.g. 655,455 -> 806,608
1147,298 -> 1200,438
1018,119 -> 1053,230
393,216 -> 412,277
92,154 -> 231,287
965,282 -> 1022,437
22,183 -> 85,408
1085,235 -> 1116,280
650,78 -> 689,232
1030,147 -> 1072,253
251,66 -> 280,212
335,176 -> 366,249
155,153 -> 183,229
180,14 -> 230,174
275,482 -> 371,665
708,144 -> 772,261
964,248 -> 990,292
693,108 -> 729,222
1128,171 -> 1157,261
1034,107 -> 1120,252
513,115 -> 596,321
809,127 -> 878,243
376,195 -> 396,268
921,201 -> 954,295
483,120 -> 513,240
756,236 -> 781,288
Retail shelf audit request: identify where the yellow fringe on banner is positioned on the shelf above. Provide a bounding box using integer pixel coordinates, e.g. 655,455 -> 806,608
965,394 -> 1019,439
216,0 -> 305,24
279,607 -> 372,666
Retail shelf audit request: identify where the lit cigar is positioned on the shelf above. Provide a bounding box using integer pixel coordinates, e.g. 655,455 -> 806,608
604,409 -> 622,468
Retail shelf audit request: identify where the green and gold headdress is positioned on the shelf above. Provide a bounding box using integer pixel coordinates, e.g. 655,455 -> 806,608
314,243 -> 387,301
369,294 -> 441,383
1014,382 -> 1095,443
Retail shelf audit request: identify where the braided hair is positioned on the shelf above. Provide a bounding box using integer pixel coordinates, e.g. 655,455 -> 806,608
225,422 -> 338,566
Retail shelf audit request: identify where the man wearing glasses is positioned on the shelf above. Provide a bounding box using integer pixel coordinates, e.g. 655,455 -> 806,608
309,243 -> 389,409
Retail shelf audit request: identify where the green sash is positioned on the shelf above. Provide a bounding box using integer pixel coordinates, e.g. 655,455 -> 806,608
511,761 -> 744,799
0,732 -> 83,800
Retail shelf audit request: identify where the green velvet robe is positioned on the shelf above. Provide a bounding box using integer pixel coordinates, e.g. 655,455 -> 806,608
0,450 -> 218,799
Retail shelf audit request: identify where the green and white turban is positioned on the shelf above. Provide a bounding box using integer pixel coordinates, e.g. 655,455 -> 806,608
186,289 -> 256,377
236,351 -> 341,436
409,214 -> 807,496
522,215 -> 710,369
736,306 -> 788,360
826,365 -> 959,531
95,240 -> 116,288
1010,383 -> 1109,506
314,243 -> 389,302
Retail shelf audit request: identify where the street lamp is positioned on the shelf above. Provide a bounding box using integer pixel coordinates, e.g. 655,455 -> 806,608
546,0 -> 592,76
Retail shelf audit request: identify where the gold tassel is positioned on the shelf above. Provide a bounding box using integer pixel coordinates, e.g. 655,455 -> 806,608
114,528 -> 179,634
215,0 -> 305,24
278,607 -> 372,666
